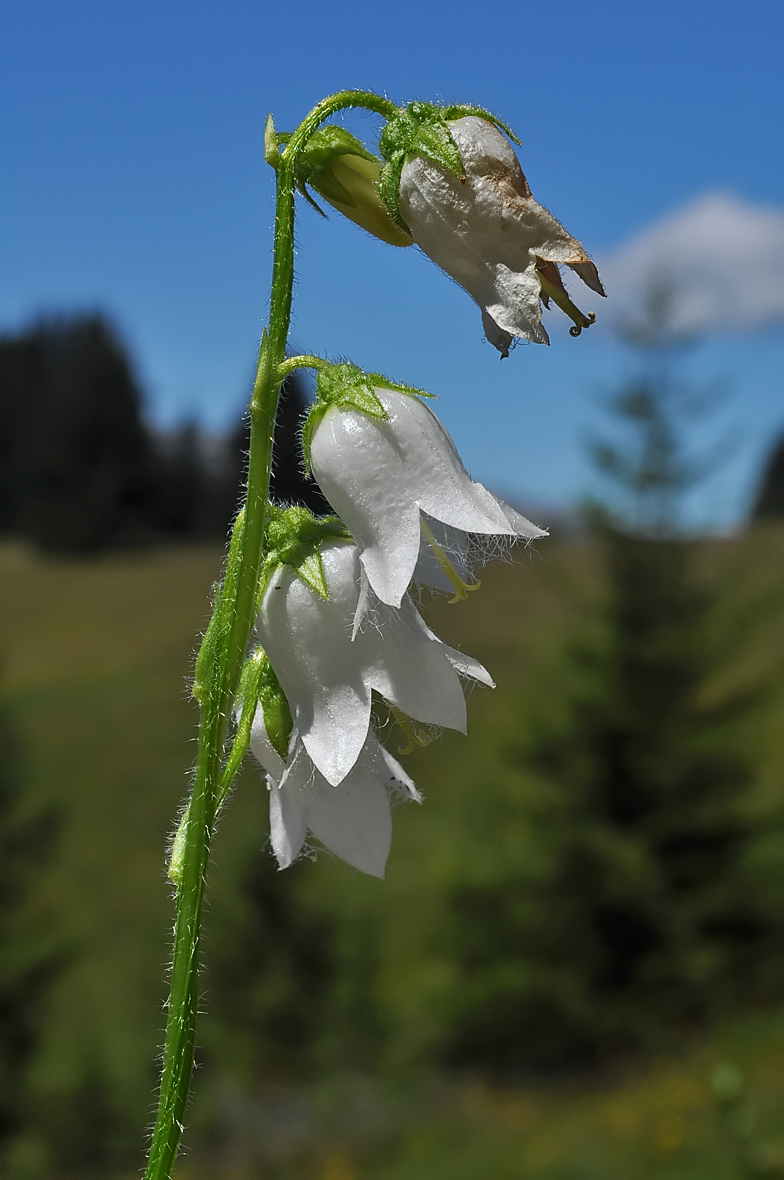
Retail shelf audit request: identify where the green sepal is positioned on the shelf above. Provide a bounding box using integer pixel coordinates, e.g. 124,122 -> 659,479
441,104 -> 521,145
261,504 -> 350,603
300,406 -> 326,475
377,101 -> 466,229
377,155 -> 409,233
378,102 -> 465,176
295,550 -> 329,599
296,184 -> 328,218
367,370 -> 436,400
318,362 -> 390,416
302,361 -> 435,473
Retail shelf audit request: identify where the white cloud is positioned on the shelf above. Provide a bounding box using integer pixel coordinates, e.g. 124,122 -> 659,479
597,191 -> 784,335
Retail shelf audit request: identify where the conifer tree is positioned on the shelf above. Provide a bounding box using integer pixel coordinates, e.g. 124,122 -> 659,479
752,434 -> 784,520
0,315 -> 157,552
442,297 -> 767,1072
0,700 -> 61,1166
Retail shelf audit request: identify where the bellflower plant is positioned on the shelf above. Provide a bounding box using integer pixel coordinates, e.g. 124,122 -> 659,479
142,90 -> 603,1180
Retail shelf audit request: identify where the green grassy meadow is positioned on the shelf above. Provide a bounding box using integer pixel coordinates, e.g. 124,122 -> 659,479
2,527 -> 784,1178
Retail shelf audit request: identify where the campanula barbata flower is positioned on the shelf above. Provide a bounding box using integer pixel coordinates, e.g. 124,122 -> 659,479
250,713 -> 420,878
255,538 -> 493,787
307,377 -> 546,608
397,115 -> 605,356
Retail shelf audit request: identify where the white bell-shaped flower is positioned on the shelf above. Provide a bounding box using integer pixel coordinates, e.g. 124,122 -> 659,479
398,115 -> 605,355
250,715 -> 420,879
255,539 -> 493,787
309,386 -> 546,607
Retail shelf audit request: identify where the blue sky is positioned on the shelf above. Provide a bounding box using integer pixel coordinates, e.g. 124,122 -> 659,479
2,0 -> 783,524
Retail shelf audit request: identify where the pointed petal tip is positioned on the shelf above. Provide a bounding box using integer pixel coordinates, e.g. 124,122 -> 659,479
444,645 -> 495,690
568,260 -> 606,298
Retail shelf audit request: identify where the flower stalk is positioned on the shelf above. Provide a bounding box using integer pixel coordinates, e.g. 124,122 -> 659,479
143,89 -> 399,1180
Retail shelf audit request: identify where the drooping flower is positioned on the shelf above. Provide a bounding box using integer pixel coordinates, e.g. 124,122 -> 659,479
391,112 -> 605,356
255,535 -> 493,787
250,713 -> 420,879
305,365 -> 547,608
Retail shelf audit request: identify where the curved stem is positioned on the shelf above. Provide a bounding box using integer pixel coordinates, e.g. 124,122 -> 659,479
277,354 -> 331,381
143,88 -> 399,1180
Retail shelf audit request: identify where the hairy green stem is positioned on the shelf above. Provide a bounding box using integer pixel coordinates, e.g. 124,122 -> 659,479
277,353 -> 331,380
143,90 -> 397,1180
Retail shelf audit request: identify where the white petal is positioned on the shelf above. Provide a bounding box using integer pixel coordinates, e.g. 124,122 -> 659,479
376,743 -> 422,802
303,765 -> 392,879
391,395 -> 514,534
357,590 -> 493,734
257,541 -> 490,782
488,494 -> 548,541
257,544 -> 372,786
481,310 -> 515,357
568,259 -> 606,297
268,774 -> 308,870
483,261 -> 551,346
310,405 -> 422,607
442,643 -> 495,688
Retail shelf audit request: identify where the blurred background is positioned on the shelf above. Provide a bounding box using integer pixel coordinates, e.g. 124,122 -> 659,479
2,1 -> 784,1177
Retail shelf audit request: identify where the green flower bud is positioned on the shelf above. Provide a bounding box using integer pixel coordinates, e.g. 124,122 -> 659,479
295,126 -> 413,248
252,651 -> 293,762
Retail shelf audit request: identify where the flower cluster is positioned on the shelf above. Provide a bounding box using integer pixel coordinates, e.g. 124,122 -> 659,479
246,364 -> 545,878
246,105 -> 601,877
